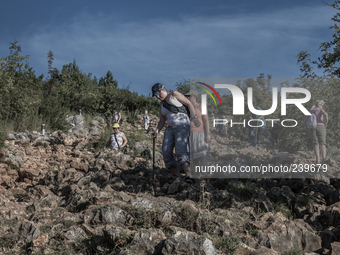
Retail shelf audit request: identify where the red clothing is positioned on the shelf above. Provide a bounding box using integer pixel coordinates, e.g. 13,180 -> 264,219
310,108 -> 324,126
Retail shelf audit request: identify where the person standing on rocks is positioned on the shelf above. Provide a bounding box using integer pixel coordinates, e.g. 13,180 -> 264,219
185,90 -> 211,169
251,106 -> 275,147
151,83 -> 200,184
113,111 -> 121,125
143,110 -> 150,133
104,123 -> 127,150
246,115 -> 255,144
304,100 -> 328,164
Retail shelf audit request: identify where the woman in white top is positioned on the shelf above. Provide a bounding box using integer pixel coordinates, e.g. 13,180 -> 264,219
113,111 -> 121,124
143,110 -> 150,132
151,83 -> 200,184
104,123 -> 128,150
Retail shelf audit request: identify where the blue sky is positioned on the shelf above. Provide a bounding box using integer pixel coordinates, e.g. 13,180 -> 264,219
0,0 -> 337,96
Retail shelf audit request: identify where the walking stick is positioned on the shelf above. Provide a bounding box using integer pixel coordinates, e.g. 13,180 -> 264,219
153,137 -> 156,196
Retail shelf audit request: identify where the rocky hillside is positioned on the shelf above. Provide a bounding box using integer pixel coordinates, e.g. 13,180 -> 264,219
1,115 -> 340,255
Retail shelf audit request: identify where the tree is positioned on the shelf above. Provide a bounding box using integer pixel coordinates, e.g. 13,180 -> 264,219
0,40 -> 43,131
297,1 -> 340,77
99,71 -> 118,88
175,79 -> 190,94
295,1 -> 340,151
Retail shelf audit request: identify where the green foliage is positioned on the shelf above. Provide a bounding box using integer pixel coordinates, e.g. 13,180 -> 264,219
175,78 -> 190,94
296,1 -> 340,78
244,222 -> 258,236
294,1 -> 340,152
295,194 -> 314,211
212,236 -> 241,255
34,141 -> 48,148
0,121 -> 5,149
227,180 -> 258,201
0,41 -> 159,136
0,232 -> 16,249
124,129 -> 147,150
327,146 -> 340,161
122,205 -> 157,231
279,78 -> 340,151
0,40 -> 44,131
96,126 -> 112,152
173,204 -> 199,231
283,247 -> 303,255
273,199 -> 292,217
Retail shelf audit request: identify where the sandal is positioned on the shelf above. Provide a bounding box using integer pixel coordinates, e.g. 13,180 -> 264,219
185,177 -> 194,184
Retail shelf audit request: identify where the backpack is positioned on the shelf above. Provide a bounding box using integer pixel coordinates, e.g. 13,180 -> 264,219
307,114 -> 317,128
162,101 -> 190,118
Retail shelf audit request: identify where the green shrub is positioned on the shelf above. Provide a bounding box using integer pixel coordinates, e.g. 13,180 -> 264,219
122,205 -> 156,231
227,180 -> 258,201
0,121 -> 5,150
213,236 -> 241,255
273,200 -> 292,217
283,247 -> 303,255
34,141 -> 48,148
173,204 -> 199,231
124,129 -> 147,150
96,127 -> 112,152
295,194 -> 314,211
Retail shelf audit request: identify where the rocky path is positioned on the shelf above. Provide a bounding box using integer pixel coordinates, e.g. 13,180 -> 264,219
1,116 -> 340,254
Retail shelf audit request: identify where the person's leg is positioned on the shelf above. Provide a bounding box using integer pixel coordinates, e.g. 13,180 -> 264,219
260,126 -> 275,144
314,145 -> 320,163
311,128 -> 319,163
318,125 -> 327,161
320,144 -> 326,161
174,125 -> 191,177
252,127 -> 258,146
162,127 -> 180,176
182,162 -> 191,178
170,165 -> 180,176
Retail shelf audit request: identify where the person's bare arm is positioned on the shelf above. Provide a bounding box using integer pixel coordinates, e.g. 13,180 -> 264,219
321,110 -> 328,126
172,91 -> 200,127
117,112 -> 122,123
119,135 -> 128,149
152,104 -> 166,138
172,91 -> 196,117
304,115 -> 309,125
103,137 -> 112,150
202,108 -> 211,143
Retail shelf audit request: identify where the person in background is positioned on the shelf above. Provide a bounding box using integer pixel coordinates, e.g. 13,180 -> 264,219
104,123 -> 128,150
270,120 -> 280,144
151,83 -> 200,184
143,110 -> 150,133
245,115 -> 254,144
252,106 -> 275,146
113,111 -> 121,124
218,113 -> 225,136
211,113 -> 215,129
185,90 -> 211,168
304,100 -> 328,164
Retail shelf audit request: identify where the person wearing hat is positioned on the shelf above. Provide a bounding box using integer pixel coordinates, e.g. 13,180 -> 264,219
151,83 -> 200,184
185,90 -> 211,170
104,123 -> 128,150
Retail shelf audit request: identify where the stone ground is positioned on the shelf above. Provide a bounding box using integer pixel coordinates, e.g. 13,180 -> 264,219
0,115 -> 340,254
